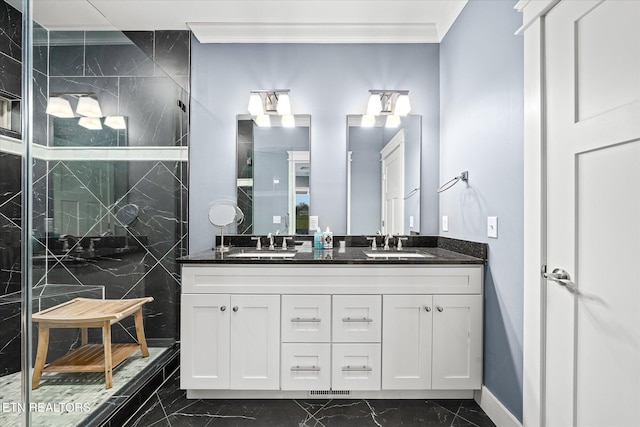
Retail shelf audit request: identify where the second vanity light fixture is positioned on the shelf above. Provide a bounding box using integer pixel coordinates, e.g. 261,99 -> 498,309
46,93 -> 126,130
247,89 -> 295,128
363,90 -> 412,128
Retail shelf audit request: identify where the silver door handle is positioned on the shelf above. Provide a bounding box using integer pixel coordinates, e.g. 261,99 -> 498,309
542,268 -> 577,293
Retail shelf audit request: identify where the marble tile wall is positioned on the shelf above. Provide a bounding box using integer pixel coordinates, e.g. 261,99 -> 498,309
0,13 -> 191,376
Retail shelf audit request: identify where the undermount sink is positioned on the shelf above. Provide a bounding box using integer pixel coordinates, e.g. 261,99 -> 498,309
363,251 -> 433,258
229,251 -> 297,258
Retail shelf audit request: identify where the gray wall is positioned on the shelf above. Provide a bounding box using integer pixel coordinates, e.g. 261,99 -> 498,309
190,43 -> 440,252
440,0 -> 524,421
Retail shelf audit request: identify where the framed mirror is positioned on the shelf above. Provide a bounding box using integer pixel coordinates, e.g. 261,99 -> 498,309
347,115 -> 421,235
236,114 -> 311,235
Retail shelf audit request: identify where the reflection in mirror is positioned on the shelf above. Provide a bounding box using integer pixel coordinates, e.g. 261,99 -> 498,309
237,114 -> 310,235
52,116 -> 127,147
347,115 -> 421,235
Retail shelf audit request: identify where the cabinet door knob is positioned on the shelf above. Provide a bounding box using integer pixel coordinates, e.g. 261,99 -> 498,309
436,306 -> 443,312
232,306 -> 239,312
220,306 -> 226,312
424,306 -> 431,312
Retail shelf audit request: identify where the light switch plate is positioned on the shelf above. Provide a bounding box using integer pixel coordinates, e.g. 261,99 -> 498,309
487,216 -> 498,238
442,215 -> 449,232
409,216 -> 414,228
309,215 -> 319,230
273,215 -> 281,224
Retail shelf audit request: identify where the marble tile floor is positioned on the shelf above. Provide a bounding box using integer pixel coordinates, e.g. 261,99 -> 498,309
0,347 -> 167,427
126,370 -> 497,427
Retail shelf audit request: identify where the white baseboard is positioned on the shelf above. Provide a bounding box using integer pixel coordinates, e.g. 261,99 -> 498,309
475,386 -> 522,427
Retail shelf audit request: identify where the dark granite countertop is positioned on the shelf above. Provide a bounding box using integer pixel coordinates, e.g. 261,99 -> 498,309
178,236 -> 486,265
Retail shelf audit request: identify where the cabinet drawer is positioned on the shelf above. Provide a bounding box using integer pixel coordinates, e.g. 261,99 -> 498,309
332,295 -> 381,342
281,295 -> 331,342
332,343 -> 381,391
281,343 -> 331,390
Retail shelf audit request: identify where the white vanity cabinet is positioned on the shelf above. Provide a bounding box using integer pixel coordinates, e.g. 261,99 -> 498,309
180,293 -> 280,390
181,264 -> 483,399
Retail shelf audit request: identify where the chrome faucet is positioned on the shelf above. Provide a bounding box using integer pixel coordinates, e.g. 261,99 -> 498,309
397,236 -> 408,250
366,236 -> 378,250
281,237 -> 294,250
267,233 -> 275,250
383,234 -> 392,250
251,236 -> 262,250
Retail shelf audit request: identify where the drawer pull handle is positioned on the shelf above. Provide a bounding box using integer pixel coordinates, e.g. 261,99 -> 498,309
342,365 -> 372,372
291,317 -> 321,323
291,365 -> 321,372
342,317 -> 373,323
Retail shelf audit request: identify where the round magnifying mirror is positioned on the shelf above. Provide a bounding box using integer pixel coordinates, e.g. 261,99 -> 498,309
208,204 -> 237,228
115,203 -> 139,227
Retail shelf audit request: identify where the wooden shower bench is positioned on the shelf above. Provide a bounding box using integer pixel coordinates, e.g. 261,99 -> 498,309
32,297 -> 154,389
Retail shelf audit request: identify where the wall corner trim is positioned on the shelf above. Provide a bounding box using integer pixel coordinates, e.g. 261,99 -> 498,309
474,386 -> 523,427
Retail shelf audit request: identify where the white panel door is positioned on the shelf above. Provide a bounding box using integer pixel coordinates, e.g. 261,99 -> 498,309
382,295 -> 432,390
431,295 -> 482,390
545,1 -> 640,426
180,294 -> 230,389
380,130 -> 405,235
230,295 -> 281,390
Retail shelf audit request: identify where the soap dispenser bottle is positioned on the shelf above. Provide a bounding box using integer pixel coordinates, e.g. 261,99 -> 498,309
314,227 -> 323,249
323,227 -> 333,249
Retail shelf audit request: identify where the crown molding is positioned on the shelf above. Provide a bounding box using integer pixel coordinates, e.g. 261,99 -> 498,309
188,22 -> 440,44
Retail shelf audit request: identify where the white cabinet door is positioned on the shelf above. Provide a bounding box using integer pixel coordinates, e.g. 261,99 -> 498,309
180,294 -> 230,389
230,295 -> 281,390
382,295 -> 433,390
332,295 -> 381,343
281,343 -> 331,390
432,295 -> 482,390
332,343 -> 381,391
281,295 -> 331,343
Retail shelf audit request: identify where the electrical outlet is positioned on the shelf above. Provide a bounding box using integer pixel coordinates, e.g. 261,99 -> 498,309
442,215 -> 449,232
273,215 -> 281,224
488,216 -> 498,238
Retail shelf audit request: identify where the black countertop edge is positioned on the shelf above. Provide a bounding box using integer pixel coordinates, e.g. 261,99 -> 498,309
213,235 -> 486,261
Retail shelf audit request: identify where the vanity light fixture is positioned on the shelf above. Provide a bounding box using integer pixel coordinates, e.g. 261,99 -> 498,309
78,116 -> 102,130
45,96 -> 75,118
76,96 -> 103,118
104,116 -> 126,129
247,89 -> 293,126
365,90 -> 411,117
255,114 -> 271,128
